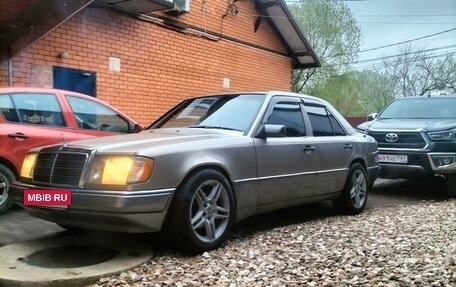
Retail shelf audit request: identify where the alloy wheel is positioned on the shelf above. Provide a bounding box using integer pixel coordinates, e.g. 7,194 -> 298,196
350,169 -> 367,209
190,179 -> 230,243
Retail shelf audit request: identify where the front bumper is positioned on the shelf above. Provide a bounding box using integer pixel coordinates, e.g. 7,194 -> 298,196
9,182 -> 175,233
379,151 -> 456,179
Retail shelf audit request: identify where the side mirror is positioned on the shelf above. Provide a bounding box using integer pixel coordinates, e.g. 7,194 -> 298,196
367,113 -> 378,121
256,124 -> 286,138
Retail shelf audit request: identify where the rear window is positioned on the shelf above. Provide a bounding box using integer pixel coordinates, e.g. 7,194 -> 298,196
305,104 -> 346,137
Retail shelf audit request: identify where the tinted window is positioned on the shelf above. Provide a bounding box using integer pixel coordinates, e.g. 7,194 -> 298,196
305,105 -> 334,136
6,93 -> 64,126
266,101 -> 306,137
67,96 -> 130,132
329,112 -> 346,136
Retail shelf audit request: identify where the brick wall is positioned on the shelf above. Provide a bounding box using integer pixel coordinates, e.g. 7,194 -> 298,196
0,1 -> 294,126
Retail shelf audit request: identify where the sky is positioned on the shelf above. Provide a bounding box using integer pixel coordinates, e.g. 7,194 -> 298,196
344,0 -> 456,70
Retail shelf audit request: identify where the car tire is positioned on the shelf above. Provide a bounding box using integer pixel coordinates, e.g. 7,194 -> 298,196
0,164 -> 15,215
333,163 -> 368,215
445,175 -> 456,198
165,169 -> 235,253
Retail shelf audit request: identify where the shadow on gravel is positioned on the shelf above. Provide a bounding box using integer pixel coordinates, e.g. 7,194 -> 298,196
230,201 -> 338,241
137,178 -> 453,255
370,178 -> 450,205
11,178 -> 450,257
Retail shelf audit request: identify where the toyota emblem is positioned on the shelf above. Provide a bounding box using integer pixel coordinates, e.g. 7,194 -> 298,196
385,133 -> 399,143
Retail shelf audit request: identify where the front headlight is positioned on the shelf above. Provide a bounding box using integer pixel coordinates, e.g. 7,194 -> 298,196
20,153 -> 38,179
86,156 -> 153,185
428,129 -> 456,142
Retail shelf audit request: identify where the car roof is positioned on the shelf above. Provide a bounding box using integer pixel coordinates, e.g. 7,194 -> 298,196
188,91 -> 328,104
0,86 -> 96,98
0,86 -> 137,123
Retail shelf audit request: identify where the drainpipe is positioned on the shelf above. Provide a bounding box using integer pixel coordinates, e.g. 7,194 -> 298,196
8,60 -> 13,86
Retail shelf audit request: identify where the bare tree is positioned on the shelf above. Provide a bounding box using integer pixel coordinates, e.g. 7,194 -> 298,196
383,45 -> 456,97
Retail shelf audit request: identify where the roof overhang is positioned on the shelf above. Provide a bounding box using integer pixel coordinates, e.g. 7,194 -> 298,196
255,0 -> 320,69
0,0 -> 94,66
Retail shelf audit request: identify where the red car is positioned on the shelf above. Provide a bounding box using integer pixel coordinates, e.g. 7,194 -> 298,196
0,87 -> 140,213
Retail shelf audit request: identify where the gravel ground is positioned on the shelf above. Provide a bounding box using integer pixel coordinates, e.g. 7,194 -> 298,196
90,199 -> 456,287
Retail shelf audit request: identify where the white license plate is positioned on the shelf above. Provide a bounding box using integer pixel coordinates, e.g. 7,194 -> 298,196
378,154 -> 408,164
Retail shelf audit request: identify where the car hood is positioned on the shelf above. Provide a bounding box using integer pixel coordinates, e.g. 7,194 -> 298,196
359,119 -> 456,132
63,128 -> 245,154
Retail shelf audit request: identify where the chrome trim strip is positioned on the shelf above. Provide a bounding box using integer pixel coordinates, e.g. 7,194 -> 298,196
380,163 -> 424,169
368,128 -> 426,133
234,167 -> 348,183
315,167 -> 348,174
73,188 -> 175,197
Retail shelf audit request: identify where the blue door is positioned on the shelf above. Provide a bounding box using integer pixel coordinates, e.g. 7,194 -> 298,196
53,66 -> 96,97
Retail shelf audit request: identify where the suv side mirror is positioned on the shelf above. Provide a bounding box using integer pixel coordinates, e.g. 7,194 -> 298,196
256,124 -> 286,138
367,113 -> 378,121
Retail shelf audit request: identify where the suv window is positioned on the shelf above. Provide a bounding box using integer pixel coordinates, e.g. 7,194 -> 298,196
265,101 -> 306,137
66,95 -> 130,132
1,93 -> 64,126
305,104 -> 346,136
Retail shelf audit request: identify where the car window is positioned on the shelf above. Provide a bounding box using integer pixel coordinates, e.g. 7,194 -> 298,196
66,95 -> 130,132
3,93 -> 65,126
265,101 -> 306,137
305,104 -> 337,137
0,94 -> 20,122
329,112 -> 347,136
158,95 -> 264,133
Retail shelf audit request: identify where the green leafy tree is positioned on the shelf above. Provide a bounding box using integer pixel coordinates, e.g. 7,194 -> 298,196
289,0 -> 362,93
312,72 -> 364,116
312,70 -> 394,116
356,70 -> 395,113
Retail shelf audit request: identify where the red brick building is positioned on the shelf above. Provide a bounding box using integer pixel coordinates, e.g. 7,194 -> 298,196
0,0 -> 319,125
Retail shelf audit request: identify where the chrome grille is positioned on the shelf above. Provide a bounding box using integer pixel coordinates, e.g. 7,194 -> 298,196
369,131 -> 426,149
32,147 -> 92,187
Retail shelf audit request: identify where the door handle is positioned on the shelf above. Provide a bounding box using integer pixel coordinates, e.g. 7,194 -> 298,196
8,133 -> 28,140
303,145 -> 315,154
344,143 -> 353,150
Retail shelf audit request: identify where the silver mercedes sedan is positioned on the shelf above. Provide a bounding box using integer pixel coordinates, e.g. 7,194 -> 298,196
10,91 -> 379,253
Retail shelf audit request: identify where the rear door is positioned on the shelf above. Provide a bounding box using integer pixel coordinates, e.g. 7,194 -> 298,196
0,92 -> 79,171
303,103 -> 354,194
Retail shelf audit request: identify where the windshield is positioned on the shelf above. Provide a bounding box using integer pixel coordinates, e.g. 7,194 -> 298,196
153,94 -> 265,133
379,97 -> 456,119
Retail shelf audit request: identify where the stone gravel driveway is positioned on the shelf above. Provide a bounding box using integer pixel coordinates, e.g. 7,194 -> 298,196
90,182 -> 456,287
